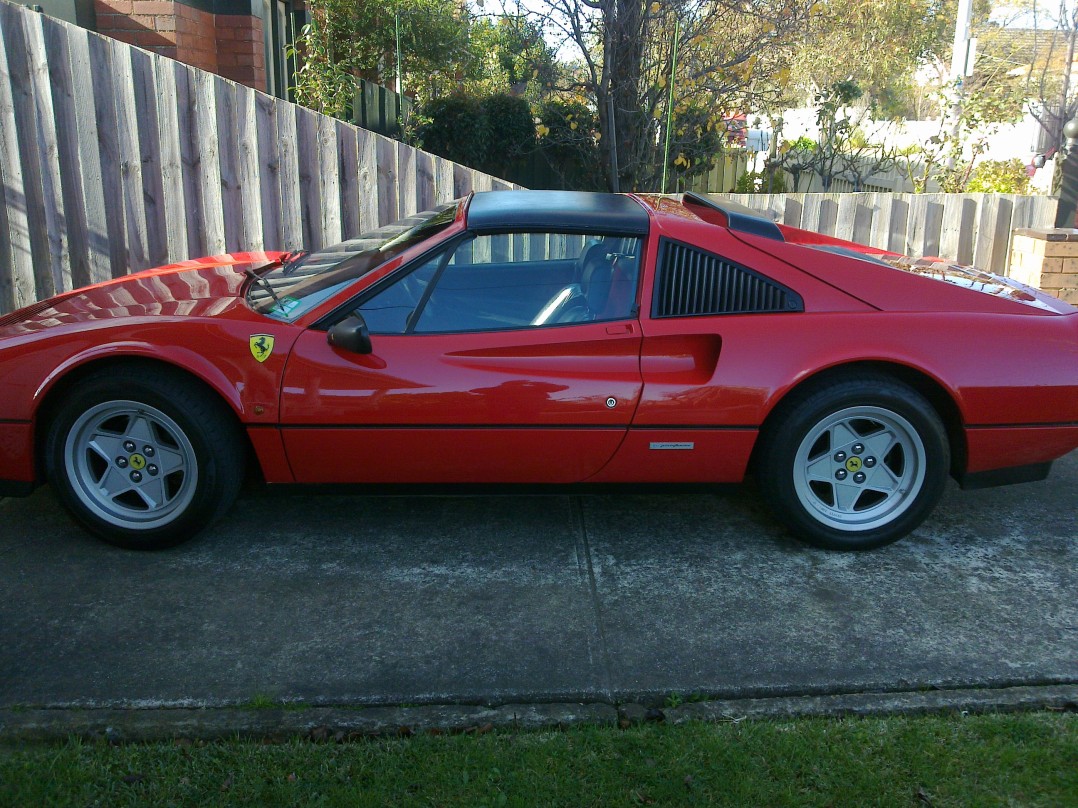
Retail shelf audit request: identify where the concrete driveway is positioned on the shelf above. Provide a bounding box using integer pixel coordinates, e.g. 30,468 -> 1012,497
1,452 -> 1075,711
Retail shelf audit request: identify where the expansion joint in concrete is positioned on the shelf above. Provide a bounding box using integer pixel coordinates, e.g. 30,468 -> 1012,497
570,496 -> 614,700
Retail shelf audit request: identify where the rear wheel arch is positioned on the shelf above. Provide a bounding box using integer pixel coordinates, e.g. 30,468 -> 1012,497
754,361 -> 967,479
753,365 -> 955,549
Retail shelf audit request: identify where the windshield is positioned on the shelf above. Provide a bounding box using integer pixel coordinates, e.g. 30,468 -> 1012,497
247,202 -> 459,320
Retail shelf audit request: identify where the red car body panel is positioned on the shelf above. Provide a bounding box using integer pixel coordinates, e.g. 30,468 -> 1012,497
279,320 -> 643,483
1,194 -> 1077,498
0,423 -> 34,483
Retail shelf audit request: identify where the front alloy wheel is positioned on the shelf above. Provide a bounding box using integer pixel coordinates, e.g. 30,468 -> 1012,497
47,366 -> 245,549
64,401 -> 199,531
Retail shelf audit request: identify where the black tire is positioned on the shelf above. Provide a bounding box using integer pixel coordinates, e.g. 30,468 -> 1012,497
756,375 -> 949,550
45,366 -> 245,550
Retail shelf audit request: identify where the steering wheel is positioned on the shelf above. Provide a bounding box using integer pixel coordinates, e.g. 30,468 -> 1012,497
531,284 -> 594,325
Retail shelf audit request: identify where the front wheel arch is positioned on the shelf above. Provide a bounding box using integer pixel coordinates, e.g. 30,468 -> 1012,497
43,362 -> 251,549
35,357 -> 255,493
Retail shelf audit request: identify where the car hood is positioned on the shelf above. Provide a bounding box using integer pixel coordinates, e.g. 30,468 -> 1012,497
0,252 -> 285,335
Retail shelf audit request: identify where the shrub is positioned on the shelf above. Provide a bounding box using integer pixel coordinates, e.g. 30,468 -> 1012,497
415,93 -> 535,178
414,95 -> 489,171
734,170 -> 787,194
965,158 -> 1032,194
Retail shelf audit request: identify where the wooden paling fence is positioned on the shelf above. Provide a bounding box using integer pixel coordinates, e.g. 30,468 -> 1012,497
714,192 -> 1057,275
0,0 -> 515,315
0,0 -> 1057,316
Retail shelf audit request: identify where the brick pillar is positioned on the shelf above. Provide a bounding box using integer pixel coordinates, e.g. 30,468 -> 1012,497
215,14 -> 266,90
94,0 -> 268,92
1008,228 -> 1078,306
174,2 -> 219,73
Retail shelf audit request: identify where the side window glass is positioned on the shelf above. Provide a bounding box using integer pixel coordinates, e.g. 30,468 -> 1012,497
412,233 -> 642,333
356,253 -> 443,334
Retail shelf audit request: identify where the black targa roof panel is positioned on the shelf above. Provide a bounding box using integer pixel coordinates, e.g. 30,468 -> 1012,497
466,191 -> 650,236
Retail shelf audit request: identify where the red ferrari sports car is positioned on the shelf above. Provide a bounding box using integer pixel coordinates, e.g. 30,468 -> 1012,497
1,191 -> 1076,551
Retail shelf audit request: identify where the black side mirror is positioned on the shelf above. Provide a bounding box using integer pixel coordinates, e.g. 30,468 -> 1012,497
327,314 -> 373,354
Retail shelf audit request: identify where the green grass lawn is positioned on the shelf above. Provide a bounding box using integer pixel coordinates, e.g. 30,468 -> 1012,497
1,712 -> 1074,806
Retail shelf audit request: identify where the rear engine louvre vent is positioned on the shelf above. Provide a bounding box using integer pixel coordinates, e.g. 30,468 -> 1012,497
653,239 -> 802,318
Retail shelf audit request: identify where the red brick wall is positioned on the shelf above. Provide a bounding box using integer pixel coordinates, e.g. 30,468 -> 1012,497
176,2 -> 218,73
94,0 -> 267,92
215,14 -> 265,88
94,0 -> 181,56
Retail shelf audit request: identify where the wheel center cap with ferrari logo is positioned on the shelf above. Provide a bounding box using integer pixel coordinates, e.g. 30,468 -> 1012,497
129,453 -> 147,471
845,456 -> 863,473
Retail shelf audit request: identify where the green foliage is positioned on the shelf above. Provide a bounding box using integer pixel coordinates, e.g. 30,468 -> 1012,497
735,170 -> 787,194
288,0 -> 563,119
1,714 -> 1075,805
535,100 -> 606,191
788,0 -> 962,107
414,95 -> 491,171
518,0 -> 817,190
286,1 -> 357,118
767,83 -> 900,194
288,0 -> 473,115
478,95 -> 535,177
898,73 -> 1027,193
665,106 -> 736,187
965,158 -> 1032,194
787,136 -> 817,152
465,17 -> 558,100
769,136 -> 817,191
414,94 -> 534,179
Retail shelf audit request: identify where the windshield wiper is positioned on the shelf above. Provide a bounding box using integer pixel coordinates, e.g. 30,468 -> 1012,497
279,248 -> 309,274
244,267 -> 284,309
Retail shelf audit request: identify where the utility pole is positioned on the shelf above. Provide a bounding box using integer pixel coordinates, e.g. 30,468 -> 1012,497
946,0 -> 975,167
1055,116 -> 1078,227
660,17 -> 680,194
394,12 -> 403,96
1058,24 -> 1077,148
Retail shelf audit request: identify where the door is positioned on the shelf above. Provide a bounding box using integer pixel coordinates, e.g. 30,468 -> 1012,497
280,231 -> 645,484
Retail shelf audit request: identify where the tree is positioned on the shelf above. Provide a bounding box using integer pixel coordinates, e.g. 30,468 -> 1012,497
808,81 -> 897,191
892,59 -> 1026,193
463,16 -> 560,100
290,0 -> 475,114
414,94 -> 536,177
535,99 -> 607,190
518,0 -> 815,191
788,0 -> 959,111
996,1 -> 1078,155
765,83 -> 895,192
768,134 -> 817,191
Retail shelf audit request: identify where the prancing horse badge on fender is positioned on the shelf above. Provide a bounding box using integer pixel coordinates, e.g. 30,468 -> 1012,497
249,334 -> 274,363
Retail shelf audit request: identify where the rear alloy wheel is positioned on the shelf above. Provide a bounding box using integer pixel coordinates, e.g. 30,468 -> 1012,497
47,367 -> 245,549
757,377 -> 949,550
